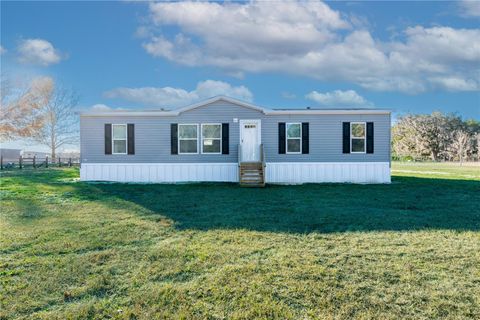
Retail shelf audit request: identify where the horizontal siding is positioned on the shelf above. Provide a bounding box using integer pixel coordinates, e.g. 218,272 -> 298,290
263,114 -> 390,162
81,101 -> 390,163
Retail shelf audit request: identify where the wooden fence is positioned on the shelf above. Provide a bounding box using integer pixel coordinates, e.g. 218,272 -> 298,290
0,156 -> 80,170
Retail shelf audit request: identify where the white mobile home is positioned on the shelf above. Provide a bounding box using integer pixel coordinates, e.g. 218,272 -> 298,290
80,96 -> 391,185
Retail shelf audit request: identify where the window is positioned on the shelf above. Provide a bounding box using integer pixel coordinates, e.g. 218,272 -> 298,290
351,122 -> 366,153
178,124 -> 198,154
112,124 -> 127,154
286,123 -> 301,153
202,124 -> 221,154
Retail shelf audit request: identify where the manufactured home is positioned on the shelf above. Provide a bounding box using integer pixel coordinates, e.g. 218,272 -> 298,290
80,96 -> 391,185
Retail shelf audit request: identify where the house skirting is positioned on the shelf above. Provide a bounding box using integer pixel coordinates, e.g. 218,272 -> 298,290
80,162 -> 390,184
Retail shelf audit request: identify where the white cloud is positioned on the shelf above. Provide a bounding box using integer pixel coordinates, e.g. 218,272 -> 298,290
17,39 -> 63,66
458,1 -> 480,18
144,1 -> 348,65
84,104 -> 128,112
306,90 -> 372,107
90,104 -> 113,111
0,45 -> 6,54
104,80 -> 253,108
140,1 -> 480,93
428,76 -> 479,91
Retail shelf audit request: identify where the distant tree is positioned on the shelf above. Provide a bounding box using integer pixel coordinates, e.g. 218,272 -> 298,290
29,85 -> 79,159
392,116 -> 422,160
392,112 -> 478,162
474,132 -> 480,161
465,119 -> 480,161
448,130 -> 471,164
0,76 -> 53,141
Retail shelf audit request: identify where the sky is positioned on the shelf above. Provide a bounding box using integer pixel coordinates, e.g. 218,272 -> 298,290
1,1 -> 479,151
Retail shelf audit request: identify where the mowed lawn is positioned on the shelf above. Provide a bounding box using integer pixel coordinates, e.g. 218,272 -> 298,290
1,163 -> 479,319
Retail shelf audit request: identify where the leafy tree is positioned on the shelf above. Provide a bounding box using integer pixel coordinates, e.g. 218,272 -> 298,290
1,75 -> 79,159
0,76 -> 53,141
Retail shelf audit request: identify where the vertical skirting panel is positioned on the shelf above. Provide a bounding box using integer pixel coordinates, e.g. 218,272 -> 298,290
80,163 -> 239,183
265,162 -> 390,184
80,162 -> 390,184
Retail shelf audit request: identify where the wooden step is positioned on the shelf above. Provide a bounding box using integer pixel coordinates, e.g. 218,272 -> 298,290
240,176 -> 263,181
240,165 -> 263,170
240,170 -> 263,174
239,162 -> 265,187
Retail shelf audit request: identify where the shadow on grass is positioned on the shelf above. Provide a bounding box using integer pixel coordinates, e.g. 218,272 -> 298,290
5,169 -> 480,233
91,176 -> 480,233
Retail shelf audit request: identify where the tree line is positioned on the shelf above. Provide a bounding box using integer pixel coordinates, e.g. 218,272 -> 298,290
392,112 -> 480,163
1,76 -> 78,159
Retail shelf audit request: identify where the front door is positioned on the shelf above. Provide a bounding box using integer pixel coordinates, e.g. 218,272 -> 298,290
240,119 -> 261,162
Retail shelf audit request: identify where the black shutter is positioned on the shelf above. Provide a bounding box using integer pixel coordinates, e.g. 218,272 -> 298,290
278,122 -> 286,154
367,122 -> 374,154
171,124 -> 178,155
127,124 -> 135,155
222,123 -> 229,154
342,122 -> 350,154
105,124 -> 112,155
302,122 -> 309,154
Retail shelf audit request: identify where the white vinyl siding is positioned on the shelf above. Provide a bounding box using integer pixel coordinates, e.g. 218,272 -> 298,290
286,123 -> 301,154
351,122 -> 366,153
178,124 -> 198,154
112,124 -> 127,154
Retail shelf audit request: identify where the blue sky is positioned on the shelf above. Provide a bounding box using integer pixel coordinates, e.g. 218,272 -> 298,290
1,0 -> 479,129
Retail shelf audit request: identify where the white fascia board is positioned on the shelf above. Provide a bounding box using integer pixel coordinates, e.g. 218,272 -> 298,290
80,109 -> 391,117
265,109 -> 391,115
80,111 -> 178,117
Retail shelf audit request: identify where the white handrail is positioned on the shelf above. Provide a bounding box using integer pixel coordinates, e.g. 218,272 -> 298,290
238,143 -> 265,164
238,144 -> 242,164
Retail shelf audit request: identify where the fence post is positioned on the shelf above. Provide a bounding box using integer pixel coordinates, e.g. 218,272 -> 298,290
46,156 -> 49,168
69,158 -> 72,167
1,156 -> 3,170
19,156 -> 22,169
33,155 -> 36,168
59,157 -> 61,167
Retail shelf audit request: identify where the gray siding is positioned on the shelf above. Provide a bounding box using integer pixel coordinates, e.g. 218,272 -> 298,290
81,101 -> 390,163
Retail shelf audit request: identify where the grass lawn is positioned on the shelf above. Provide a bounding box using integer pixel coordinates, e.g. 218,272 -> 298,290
1,162 -> 479,319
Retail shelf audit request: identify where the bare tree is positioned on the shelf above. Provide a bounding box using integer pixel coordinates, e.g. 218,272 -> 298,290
448,130 -> 471,165
392,116 -> 421,160
29,86 -> 79,159
392,112 -> 472,162
0,76 -> 53,141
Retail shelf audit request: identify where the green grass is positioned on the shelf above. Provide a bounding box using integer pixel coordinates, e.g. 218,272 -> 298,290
1,163 -> 479,319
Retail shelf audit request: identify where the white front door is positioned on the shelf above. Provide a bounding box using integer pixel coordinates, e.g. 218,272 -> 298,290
240,120 -> 261,162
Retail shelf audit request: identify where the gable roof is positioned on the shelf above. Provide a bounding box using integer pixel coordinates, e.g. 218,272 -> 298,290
174,96 -> 268,114
80,95 -> 390,117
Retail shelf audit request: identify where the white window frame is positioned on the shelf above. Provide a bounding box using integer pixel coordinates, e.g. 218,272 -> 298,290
112,124 -> 127,155
286,123 -> 302,154
201,123 -> 222,154
178,124 -> 199,155
350,122 -> 366,154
